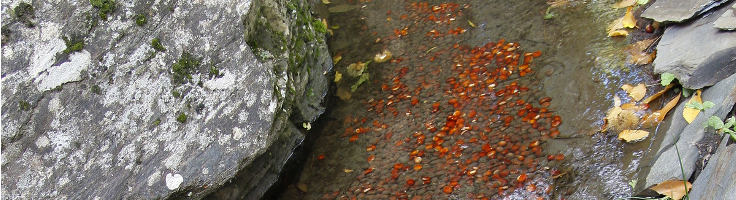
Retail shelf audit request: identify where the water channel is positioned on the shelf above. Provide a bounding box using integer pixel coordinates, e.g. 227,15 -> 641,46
268,0 -> 666,199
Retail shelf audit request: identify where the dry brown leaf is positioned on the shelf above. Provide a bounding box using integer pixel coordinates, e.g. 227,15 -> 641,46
605,107 -> 640,132
650,180 -> 692,200
297,183 -> 308,192
641,83 -> 674,104
622,6 -> 637,28
641,93 -> 681,127
613,0 -> 637,8
618,130 -> 649,142
629,51 -> 655,65
683,90 -> 702,123
627,39 -> 656,52
621,83 -> 647,101
337,87 -> 352,100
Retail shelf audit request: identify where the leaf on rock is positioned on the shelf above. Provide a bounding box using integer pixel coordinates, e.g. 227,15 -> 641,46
613,0 -> 637,8
660,72 -> 675,86
621,83 -> 646,101
641,93 -> 681,128
618,130 -> 649,142
683,90 -> 702,123
622,6 -> 637,28
641,83 -> 674,104
650,180 -> 692,200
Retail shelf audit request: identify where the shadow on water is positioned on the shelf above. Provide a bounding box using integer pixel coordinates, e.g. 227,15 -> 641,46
266,0 -> 664,199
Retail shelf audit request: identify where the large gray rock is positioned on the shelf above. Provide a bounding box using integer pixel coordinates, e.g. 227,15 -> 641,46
641,0 -> 726,23
643,73 -> 736,189
652,1 -> 736,89
1,0 -> 330,199
688,135 -> 736,199
714,4 -> 736,30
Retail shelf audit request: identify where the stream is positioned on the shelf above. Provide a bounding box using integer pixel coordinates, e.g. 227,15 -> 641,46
269,0 -> 664,199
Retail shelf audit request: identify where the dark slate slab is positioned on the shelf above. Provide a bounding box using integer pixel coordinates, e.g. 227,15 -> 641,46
652,1 -> 736,89
643,73 -> 736,189
688,135 -> 736,199
641,0 -> 726,23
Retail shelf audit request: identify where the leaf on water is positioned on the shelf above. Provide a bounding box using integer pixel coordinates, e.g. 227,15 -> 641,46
605,107 -> 640,132
626,39 -> 657,65
334,71 -> 342,82
621,83 -> 646,101
613,0 -> 637,8
622,6 -> 637,28
374,49 -> 392,63
641,83 -> 674,104
618,130 -> 649,142
608,17 -> 628,37
683,90 -> 702,123
333,55 -> 342,65
297,183 -> 308,192
614,95 -> 622,107
351,73 -> 370,92
468,20 -> 476,28
322,0 -> 330,4
642,93 -> 681,127
660,72 -> 675,86
336,87 -> 352,100
347,62 -> 366,77
650,180 -> 692,200
343,169 -> 354,173
629,180 -> 637,188
547,0 -> 571,8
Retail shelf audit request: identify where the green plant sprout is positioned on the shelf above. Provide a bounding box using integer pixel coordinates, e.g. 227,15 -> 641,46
176,113 -> 187,123
685,101 -> 714,111
705,116 -> 736,141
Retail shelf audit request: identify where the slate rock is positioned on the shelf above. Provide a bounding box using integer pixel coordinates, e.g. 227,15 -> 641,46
688,135 -> 736,199
642,73 -> 736,189
652,1 -> 736,89
641,0 -> 726,23
1,0 -> 330,199
714,4 -> 736,30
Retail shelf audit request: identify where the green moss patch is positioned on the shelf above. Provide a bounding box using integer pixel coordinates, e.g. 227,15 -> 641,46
152,38 -> 166,51
14,2 -> 35,27
135,14 -> 146,26
176,113 -> 187,123
171,52 -> 201,85
90,0 -> 115,20
62,36 -> 85,54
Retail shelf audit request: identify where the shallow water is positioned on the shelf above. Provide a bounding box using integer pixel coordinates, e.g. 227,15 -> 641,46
271,0 -> 660,199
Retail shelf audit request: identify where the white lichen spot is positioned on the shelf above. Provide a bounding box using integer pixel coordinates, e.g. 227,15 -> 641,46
202,168 -> 209,175
35,50 -> 91,92
57,173 -> 70,186
147,171 -> 161,187
35,135 -> 50,148
203,70 -> 234,90
238,110 -> 249,124
165,173 -> 184,190
163,140 -> 186,169
29,38 -> 65,77
233,127 -> 244,140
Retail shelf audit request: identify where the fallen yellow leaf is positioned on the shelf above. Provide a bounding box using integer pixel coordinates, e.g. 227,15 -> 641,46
641,83 -> 674,104
626,39 -> 657,65
374,49 -> 392,63
297,183 -> 308,192
613,0 -> 636,8
343,169 -> 354,173
683,90 -> 702,123
609,29 -> 629,37
547,0 -> 571,8
605,107 -> 640,132
333,55 -> 342,65
621,83 -> 646,101
650,180 -> 692,200
629,51 -> 655,65
622,6 -> 637,28
641,93 -> 681,128
334,71 -> 342,82
618,130 -> 649,142
608,17 -> 627,37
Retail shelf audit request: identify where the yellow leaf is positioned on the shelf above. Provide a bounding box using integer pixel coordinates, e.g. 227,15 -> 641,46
297,183 -> 308,192
621,83 -> 646,101
334,71 -> 342,82
608,17 -> 627,37
605,107 -> 640,132
609,29 -> 629,37
613,0 -> 636,8
336,87 -> 351,100
343,169 -> 354,173
683,90 -> 702,123
322,0 -> 330,4
333,55 -> 342,65
650,180 -> 692,200
641,93 -> 681,127
547,0 -> 571,8
374,49 -> 392,63
622,6 -> 637,28
641,83 -> 674,104
629,51 -> 655,65
626,39 -> 657,65
618,130 -> 649,142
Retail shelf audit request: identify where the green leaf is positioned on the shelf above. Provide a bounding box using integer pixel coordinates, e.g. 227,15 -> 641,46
544,7 -> 556,20
351,73 -> 370,92
724,117 -> 735,129
706,116 -> 724,130
637,0 -> 649,5
702,101 -> 715,110
682,88 -> 694,97
628,180 -> 637,188
685,101 -> 704,110
661,73 -> 675,86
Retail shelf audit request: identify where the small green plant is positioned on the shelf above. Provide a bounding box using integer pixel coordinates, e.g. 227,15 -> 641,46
62,36 -> 85,54
705,116 -> 736,141
90,0 -> 116,20
135,14 -> 146,26
18,100 -> 30,111
14,2 -> 35,27
171,52 -> 200,85
152,118 -> 161,126
209,66 -> 221,78
660,72 -> 675,86
176,113 -> 187,123
151,38 -> 166,51
685,101 -> 714,111
172,90 -> 181,98
90,84 -> 102,94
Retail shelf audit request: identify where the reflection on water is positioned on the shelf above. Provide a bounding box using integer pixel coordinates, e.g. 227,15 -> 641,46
273,0 -> 657,199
